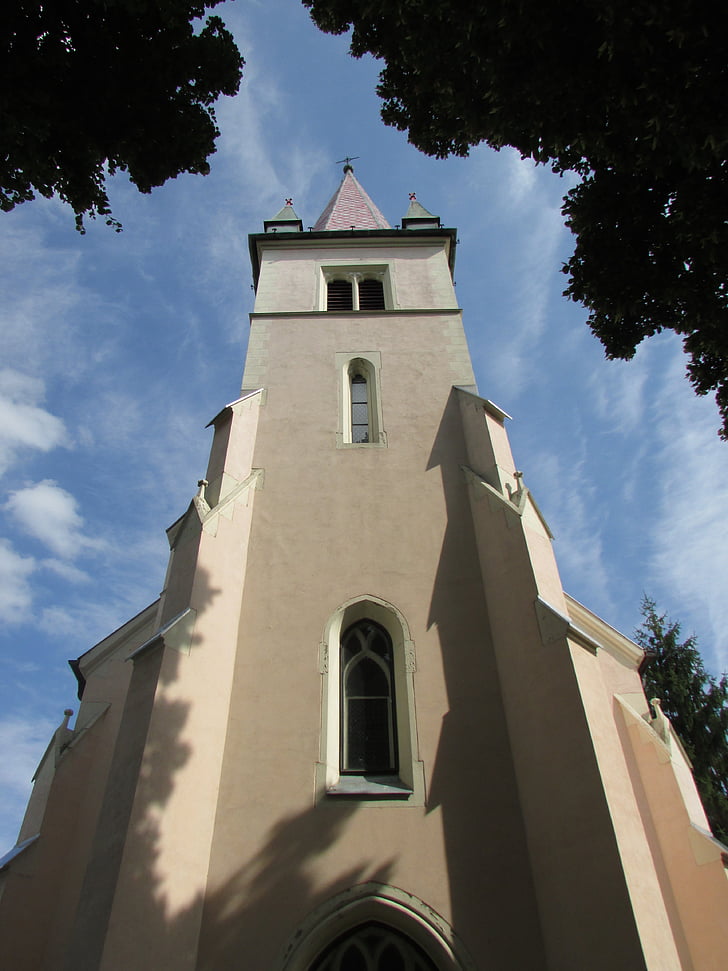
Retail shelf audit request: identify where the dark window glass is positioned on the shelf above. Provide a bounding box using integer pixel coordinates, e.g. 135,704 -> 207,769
328,279 -> 353,310
351,374 -> 369,443
309,922 -> 438,971
379,944 -> 406,971
358,278 -> 385,310
341,622 -> 397,774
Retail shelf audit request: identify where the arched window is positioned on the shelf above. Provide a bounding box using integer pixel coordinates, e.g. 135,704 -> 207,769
283,884 -> 471,970
316,597 -> 425,804
327,278 -> 353,311
341,621 -> 397,774
350,373 -> 370,443
309,921 -> 438,971
341,357 -> 383,447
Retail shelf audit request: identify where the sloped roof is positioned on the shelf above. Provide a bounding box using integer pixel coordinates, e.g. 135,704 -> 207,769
269,203 -> 301,223
404,197 -> 436,220
314,169 -> 391,231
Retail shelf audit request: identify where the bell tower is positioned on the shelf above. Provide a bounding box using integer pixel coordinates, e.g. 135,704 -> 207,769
1,167 -> 727,971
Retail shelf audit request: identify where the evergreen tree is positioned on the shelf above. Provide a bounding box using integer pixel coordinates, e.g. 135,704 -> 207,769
636,598 -> 728,844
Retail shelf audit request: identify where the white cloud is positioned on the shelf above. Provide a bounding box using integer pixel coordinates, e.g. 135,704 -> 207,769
4,480 -> 102,560
0,369 -> 68,476
0,540 -> 35,624
504,149 -> 537,206
527,445 -> 617,624
586,345 -> 653,437
646,353 -> 728,673
0,225 -> 86,375
0,713 -> 57,851
495,203 -> 566,394
40,558 -> 91,584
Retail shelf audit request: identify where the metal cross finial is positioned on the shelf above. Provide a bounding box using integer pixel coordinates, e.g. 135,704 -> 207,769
336,155 -> 360,173
409,192 -> 417,200
285,198 -> 293,206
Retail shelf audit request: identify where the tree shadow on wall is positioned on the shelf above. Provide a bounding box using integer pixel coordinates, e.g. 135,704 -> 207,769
64,557 -> 394,969
423,389 -> 547,970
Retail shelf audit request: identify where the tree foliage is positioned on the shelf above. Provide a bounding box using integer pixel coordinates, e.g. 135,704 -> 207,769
304,0 -> 728,437
1,0 -> 243,231
636,598 -> 728,844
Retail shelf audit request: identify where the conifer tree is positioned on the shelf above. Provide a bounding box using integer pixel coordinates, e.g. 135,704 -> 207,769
636,598 -> 728,844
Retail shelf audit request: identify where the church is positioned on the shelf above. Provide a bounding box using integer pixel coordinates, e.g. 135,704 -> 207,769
1,166 -> 727,969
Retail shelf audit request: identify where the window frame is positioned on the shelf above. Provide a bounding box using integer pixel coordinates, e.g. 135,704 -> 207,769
320,265 -> 392,312
316,597 -> 425,805
336,353 -> 386,448
281,882 -> 475,971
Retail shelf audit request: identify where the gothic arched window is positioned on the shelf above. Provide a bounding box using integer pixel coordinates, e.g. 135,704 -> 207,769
341,621 -> 397,775
309,921 -> 439,971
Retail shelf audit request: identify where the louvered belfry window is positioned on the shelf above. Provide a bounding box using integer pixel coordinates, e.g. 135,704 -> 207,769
327,278 -> 353,311
358,277 -> 385,310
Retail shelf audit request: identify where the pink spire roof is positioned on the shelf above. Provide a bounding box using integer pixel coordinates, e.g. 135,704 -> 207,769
313,167 -> 391,231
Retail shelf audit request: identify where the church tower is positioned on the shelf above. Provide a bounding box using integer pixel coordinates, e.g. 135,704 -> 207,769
1,167 -> 726,970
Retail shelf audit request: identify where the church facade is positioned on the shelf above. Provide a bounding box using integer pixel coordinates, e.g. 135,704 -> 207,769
1,168 -> 727,969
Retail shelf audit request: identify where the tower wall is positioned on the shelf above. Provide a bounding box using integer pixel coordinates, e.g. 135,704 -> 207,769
2,181 -> 726,970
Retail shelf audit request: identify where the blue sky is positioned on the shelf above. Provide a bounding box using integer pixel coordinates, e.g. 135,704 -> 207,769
1,0 -> 726,851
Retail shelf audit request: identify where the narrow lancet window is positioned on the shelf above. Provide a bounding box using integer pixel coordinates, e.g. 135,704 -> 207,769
351,373 -> 369,443
327,279 -> 353,311
341,621 -> 397,774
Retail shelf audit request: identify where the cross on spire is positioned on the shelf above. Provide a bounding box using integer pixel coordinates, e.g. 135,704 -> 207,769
336,155 -> 360,173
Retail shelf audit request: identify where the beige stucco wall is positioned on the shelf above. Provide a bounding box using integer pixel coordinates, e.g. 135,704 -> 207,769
252,239 -> 458,314
0,604 -> 157,971
86,397 -> 264,971
3,225 -> 726,970
618,696 -> 728,970
200,298 -> 545,967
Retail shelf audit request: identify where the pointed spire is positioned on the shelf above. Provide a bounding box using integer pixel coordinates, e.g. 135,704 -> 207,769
314,165 -> 391,231
401,192 -> 441,230
264,199 -> 303,233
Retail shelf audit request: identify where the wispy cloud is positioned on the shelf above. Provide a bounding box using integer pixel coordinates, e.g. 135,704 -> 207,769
0,540 -> 35,624
646,352 -> 728,672
586,345 -> 652,436
528,449 -> 616,621
0,712 -> 57,852
493,202 -> 566,395
40,558 -> 91,584
4,480 -> 104,560
503,149 -> 538,207
0,370 -> 69,476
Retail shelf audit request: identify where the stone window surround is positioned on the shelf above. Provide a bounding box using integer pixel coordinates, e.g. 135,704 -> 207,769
336,352 -> 387,448
316,596 -> 425,806
320,264 -> 392,312
281,882 -> 475,971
